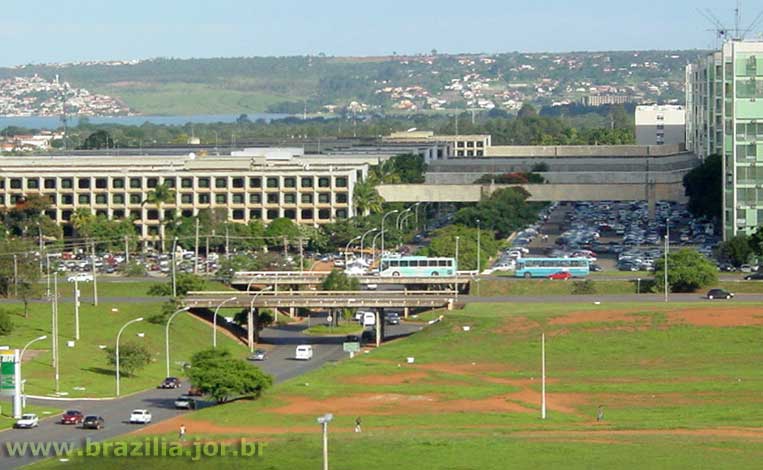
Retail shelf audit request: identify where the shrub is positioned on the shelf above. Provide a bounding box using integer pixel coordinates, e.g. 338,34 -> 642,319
0,309 -> 14,335
571,280 -> 597,295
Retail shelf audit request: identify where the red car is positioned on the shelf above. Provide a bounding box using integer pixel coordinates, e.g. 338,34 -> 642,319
548,271 -> 573,280
61,409 -> 84,425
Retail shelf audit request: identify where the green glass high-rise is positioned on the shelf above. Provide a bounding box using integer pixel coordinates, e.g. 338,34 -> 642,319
686,40 -> 763,240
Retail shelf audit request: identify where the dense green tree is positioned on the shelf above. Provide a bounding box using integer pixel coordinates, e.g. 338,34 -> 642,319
104,341 -> 152,377
265,218 -> 301,248
654,248 -> 718,293
353,181 -> 384,215
148,273 -> 206,297
188,348 -> 273,403
518,103 -> 538,119
453,188 -> 541,238
0,239 -> 40,316
718,235 -> 753,267
79,129 -> 114,149
424,224 -> 498,271
0,309 -> 14,336
321,269 -> 360,291
143,183 -> 175,251
683,154 -> 721,221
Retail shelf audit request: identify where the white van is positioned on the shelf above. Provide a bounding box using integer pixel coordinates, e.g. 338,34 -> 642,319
362,312 -> 376,327
295,345 -> 313,360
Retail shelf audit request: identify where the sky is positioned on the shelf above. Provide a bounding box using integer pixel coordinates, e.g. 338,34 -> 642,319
1,0 -> 760,66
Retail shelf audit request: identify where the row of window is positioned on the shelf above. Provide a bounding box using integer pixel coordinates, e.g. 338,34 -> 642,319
49,208 -> 348,223
456,141 -> 485,148
0,192 -> 350,206
455,150 -> 485,157
0,175 -> 349,191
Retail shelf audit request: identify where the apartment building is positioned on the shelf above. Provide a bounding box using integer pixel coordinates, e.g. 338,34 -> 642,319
635,105 -> 686,146
686,40 -> 763,239
0,149 -> 368,241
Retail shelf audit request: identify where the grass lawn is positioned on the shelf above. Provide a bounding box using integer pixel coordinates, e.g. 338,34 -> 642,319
476,278 -> 763,296
0,295 -> 247,398
0,400 -> 61,431
27,300 -> 763,469
45,277 -> 231,299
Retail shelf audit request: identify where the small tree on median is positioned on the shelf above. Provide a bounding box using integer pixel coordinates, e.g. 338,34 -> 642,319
653,248 -> 718,293
104,341 -> 152,377
187,348 -> 273,403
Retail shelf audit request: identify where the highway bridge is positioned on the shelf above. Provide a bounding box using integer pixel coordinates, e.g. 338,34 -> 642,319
183,290 -> 456,349
231,271 -> 473,291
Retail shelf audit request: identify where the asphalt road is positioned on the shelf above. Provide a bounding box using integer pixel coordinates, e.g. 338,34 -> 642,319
0,315 -> 421,469
463,293 -> 763,303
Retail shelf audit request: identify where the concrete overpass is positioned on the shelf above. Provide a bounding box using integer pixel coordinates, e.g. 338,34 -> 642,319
231,271 -> 472,291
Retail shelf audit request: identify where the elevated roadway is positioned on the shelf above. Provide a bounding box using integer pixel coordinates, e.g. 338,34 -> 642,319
231,271 -> 472,290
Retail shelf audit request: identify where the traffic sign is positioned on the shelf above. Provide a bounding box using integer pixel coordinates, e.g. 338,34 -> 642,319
343,342 -> 360,353
0,351 -> 17,397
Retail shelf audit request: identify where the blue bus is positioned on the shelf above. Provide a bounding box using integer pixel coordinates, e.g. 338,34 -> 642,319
379,256 -> 457,277
515,257 -> 590,279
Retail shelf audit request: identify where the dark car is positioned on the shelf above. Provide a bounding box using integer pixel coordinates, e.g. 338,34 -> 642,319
61,409 -> 84,425
385,313 -> 401,325
82,416 -> 105,430
187,386 -> 204,397
589,264 -> 603,272
744,272 -> 763,281
707,289 -> 734,300
345,335 -> 360,343
361,329 -> 375,344
159,377 -> 181,389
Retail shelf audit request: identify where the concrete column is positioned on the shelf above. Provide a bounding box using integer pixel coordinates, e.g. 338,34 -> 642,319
404,307 -> 409,319
289,307 -> 295,318
247,308 -> 255,352
647,182 -> 657,221
375,309 -> 383,347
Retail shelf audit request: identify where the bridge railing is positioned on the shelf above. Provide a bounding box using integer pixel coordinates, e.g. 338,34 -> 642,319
187,290 -> 454,298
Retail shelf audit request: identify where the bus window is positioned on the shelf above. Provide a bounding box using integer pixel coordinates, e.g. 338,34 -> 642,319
390,260 -> 399,267
400,261 -> 409,267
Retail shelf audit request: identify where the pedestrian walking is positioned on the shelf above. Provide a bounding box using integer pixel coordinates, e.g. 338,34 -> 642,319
179,424 -> 187,441
596,405 -> 604,422
354,416 -> 362,433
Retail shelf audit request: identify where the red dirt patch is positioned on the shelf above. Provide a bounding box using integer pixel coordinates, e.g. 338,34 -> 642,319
133,416 -> 315,437
548,309 -> 648,326
496,316 -> 539,334
517,427 -> 763,440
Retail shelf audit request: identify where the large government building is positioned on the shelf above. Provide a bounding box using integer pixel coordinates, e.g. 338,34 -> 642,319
0,148 -> 370,240
686,39 -> 763,239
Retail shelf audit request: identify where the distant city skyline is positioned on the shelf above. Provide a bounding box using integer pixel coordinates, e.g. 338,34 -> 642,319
2,0 -> 762,67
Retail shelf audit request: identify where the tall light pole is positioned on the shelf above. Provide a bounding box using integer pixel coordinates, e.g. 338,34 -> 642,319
380,209 -> 399,258
165,307 -> 191,377
171,236 -> 178,298
248,286 -> 273,352
317,413 -> 334,470
213,297 -> 237,348
455,236 -> 460,301
476,219 -> 481,275
664,219 -> 670,303
396,207 -> 412,231
359,228 -> 378,263
413,202 -> 425,231
18,335 -> 47,416
344,235 -> 362,267
116,317 -> 144,397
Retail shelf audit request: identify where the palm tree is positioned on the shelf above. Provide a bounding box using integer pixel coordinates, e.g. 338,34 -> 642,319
142,183 -> 175,251
353,181 -> 384,216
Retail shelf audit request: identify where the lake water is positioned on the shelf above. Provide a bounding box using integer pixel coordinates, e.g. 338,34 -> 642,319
0,113 -> 291,130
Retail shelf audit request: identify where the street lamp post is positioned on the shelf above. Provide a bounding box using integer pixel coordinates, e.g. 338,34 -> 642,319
664,218 -> 670,303
359,228 -> 379,264
165,307 -> 191,377
370,231 -> 384,268
248,286 -> 273,352
413,202 -> 425,231
344,235 -> 362,267
317,413 -> 334,470
380,209 -> 400,258
396,207 -> 413,249
476,219 -> 481,275
18,335 -> 47,417
455,236 -> 460,301
171,237 -> 178,298
116,317 -> 144,397
212,297 -> 238,348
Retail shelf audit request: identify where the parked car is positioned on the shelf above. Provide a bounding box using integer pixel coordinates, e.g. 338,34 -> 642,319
66,273 -> 94,283
744,272 -> 763,281
589,264 -> 603,272
129,409 -> 152,424
548,271 -> 573,280
706,289 -> 734,300
82,416 -> 105,430
248,349 -> 267,361
740,264 -> 753,273
14,414 -> 39,429
159,377 -> 181,389
174,396 -> 196,410
60,409 -> 84,425
345,335 -> 360,343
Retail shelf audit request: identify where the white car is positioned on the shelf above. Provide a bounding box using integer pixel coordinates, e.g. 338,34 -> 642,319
67,273 -> 94,283
129,409 -> 152,424
14,413 -> 39,429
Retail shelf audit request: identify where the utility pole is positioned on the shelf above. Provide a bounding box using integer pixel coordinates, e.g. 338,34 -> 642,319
194,218 -> 200,275
205,236 -> 210,275
664,219 -> 670,303
53,273 -> 59,394
90,241 -> 98,306
225,224 -> 230,260
74,279 -> 80,341
541,332 -> 546,420
171,237 -> 178,298
38,226 -> 44,275
124,235 -> 130,265
476,219 -> 481,274
299,238 -> 304,273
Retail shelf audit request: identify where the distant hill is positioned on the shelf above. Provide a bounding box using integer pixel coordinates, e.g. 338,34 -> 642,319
0,51 -> 704,116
